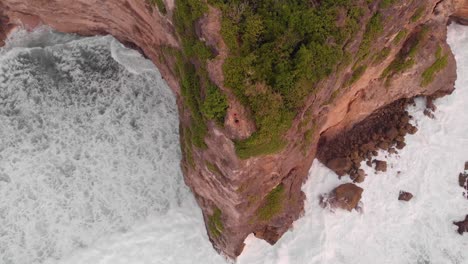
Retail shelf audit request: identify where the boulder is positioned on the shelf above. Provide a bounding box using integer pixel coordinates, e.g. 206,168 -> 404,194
454,215 -> 468,235
459,173 -> 468,188
351,169 -> 366,183
327,158 -> 352,177
377,141 -> 390,150
398,191 -> 413,201
319,183 -> 364,211
385,127 -> 399,140
374,160 -> 387,172
465,161 -> 468,171
406,124 -> 418,134
396,141 -> 406,150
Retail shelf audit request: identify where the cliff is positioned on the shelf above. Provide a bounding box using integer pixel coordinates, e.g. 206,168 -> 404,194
0,0 -> 466,259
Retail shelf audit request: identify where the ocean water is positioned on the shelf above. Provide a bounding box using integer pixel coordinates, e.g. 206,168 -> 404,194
0,23 -> 467,264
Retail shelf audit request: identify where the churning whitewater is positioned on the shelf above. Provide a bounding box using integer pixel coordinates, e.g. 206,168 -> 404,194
0,27 -> 194,264
1,24 -> 468,264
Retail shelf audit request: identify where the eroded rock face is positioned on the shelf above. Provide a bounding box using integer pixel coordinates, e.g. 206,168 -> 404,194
453,0 -> 468,24
0,0 -> 465,259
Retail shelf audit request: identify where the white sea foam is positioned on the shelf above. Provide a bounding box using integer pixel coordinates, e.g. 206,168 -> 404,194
0,28 -> 186,264
1,24 -> 468,264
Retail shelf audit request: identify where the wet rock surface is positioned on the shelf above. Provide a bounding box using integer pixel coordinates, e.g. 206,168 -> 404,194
318,99 -> 416,179
454,215 -> 468,235
398,191 -> 414,201
320,183 -> 363,212
458,162 -> 468,199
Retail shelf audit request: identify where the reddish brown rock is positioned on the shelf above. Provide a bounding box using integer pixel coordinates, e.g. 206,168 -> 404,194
351,169 -> 367,183
320,183 -> 364,212
386,127 -> 399,140
464,161 -> 468,171
452,0 -> 468,25
378,141 -> 391,150
327,158 -> 353,177
406,124 -> 418,135
453,215 -> 468,235
398,191 -> 414,201
396,141 -> 406,150
375,160 -> 388,172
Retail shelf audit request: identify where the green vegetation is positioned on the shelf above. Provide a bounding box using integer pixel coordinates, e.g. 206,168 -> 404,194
411,6 -> 425,23
393,29 -> 408,45
356,12 -> 384,61
202,84 -> 228,125
149,0 -> 167,14
379,0 -> 398,9
381,26 -> 429,82
210,0 -> 367,158
373,47 -> 391,65
257,185 -> 285,221
301,122 -> 316,155
346,65 -> 367,86
171,0 -> 229,151
206,162 -> 223,177
208,208 -> 224,238
421,48 -> 448,87
172,0 -> 395,159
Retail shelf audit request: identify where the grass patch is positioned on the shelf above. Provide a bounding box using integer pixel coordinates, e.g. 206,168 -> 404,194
421,54 -> 448,87
393,29 -> 408,45
373,47 -> 391,65
346,65 -> 367,86
149,0 -> 167,14
256,185 -> 285,221
208,208 -> 224,238
381,26 -> 429,82
379,0 -> 398,9
301,122 -> 316,155
206,162 -> 223,177
356,12 -> 384,61
411,6 -> 425,23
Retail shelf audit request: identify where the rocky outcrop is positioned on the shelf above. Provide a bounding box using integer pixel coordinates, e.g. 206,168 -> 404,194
454,215 -> 468,235
320,183 -> 364,212
452,0 -> 468,24
0,0 -> 467,259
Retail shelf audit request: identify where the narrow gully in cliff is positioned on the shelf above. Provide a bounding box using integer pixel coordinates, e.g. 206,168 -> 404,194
1,22 -> 468,264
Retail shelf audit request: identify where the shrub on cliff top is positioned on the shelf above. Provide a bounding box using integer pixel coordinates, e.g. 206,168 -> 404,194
202,83 -> 228,125
212,0 -> 365,158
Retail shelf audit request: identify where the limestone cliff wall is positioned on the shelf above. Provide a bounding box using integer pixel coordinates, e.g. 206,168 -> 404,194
0,0 -> 467,259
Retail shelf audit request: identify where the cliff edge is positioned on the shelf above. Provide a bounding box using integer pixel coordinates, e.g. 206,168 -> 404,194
0,0 -> 467,259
